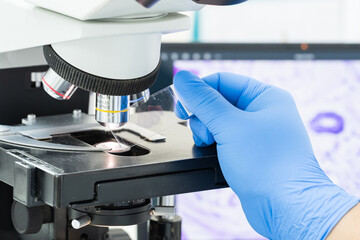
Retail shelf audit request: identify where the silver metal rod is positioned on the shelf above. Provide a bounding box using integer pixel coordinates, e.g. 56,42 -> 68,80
159,196 -> 175,207
71,215 -> 92,229
152,196 -> 176,218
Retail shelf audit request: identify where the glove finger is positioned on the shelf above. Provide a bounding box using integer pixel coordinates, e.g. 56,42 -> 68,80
189,117 -> 215,147
174,100 -> 192,120
175,104 -> 215,146
173,70 -> 240,136
192,131 -> 210,147
201,72 -> 272,111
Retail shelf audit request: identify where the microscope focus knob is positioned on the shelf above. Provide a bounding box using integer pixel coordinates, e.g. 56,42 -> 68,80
149,215 -> 182,240
11,201 -> 51,234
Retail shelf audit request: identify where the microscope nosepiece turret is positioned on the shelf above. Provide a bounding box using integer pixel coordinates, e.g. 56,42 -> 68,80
41,43 -> 160,127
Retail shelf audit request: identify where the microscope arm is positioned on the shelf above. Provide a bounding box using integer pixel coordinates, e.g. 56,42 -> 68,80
0,0 -> 247,126
0,0 -> 190,70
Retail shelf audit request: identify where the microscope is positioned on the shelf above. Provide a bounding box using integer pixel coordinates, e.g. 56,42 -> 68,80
0,0 -> 246,239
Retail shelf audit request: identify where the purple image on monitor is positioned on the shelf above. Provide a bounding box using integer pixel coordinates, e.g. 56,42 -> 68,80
310,112 -> 344,134
173,66 -> 200,77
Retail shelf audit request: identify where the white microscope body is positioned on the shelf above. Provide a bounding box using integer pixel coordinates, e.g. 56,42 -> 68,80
0,0 -> 245,126
0,0 -> 201,70
0,0 -> 204,127
0,0 -> 247,238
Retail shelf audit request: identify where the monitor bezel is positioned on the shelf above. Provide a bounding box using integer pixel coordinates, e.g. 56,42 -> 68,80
151,43 -> 360,93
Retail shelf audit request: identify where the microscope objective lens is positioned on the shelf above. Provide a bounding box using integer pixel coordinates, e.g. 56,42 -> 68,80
42,68 -> 77,100
95,94 -> 130,127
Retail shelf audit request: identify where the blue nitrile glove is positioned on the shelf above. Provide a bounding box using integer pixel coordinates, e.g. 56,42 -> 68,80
173,70 -> 359,239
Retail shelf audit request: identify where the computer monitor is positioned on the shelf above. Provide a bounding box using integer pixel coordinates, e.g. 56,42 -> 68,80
154,43 -> 360,240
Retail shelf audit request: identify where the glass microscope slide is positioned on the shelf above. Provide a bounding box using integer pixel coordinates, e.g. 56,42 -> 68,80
105,85 -> 190,151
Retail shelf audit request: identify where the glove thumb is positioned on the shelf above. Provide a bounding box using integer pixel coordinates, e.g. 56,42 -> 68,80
173,70 -> 239,136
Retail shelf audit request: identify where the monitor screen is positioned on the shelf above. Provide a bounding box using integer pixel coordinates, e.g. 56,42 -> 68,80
159,45 -> 360,240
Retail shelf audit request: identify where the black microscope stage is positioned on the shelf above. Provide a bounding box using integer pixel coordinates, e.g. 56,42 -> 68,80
0,112 -> 226,209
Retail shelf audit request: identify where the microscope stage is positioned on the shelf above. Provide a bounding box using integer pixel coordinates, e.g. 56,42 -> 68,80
0,113 -> 226,209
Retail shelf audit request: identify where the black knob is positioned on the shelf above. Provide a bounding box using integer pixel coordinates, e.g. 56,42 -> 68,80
11,201 -> 49,234
150,215 -> 182,240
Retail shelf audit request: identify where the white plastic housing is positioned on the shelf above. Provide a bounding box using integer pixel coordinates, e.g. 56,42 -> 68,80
52,34 -> 161,79
26,0 -> 203,20
0,0 -> 191,74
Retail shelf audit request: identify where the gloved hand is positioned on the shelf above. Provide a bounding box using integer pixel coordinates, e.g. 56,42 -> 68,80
173,70 -> 359,239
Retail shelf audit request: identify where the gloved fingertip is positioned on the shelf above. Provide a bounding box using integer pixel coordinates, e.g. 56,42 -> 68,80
174,70 -> 199,84
190,117 -> 215,146
173,70 -> 202,95
173,70 -> 238,138
193,133 -> 209,148
203,133 -> 215,146
174,101 -> 188,120
175,101 -> 193,120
